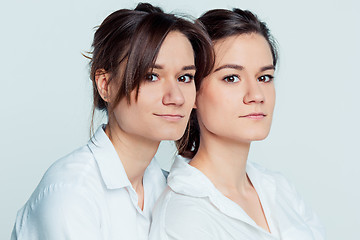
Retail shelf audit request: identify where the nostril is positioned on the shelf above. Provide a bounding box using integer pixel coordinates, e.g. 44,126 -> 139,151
162,91 -> 185,106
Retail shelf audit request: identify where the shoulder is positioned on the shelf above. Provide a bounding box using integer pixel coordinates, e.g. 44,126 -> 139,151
150,187 -> 217,240
13,145 -> 105,238
13,182 -> 103,240
248,162 -> 326,238
34,145 -> 103,194
248,162 -> 306,215
248,161 -> 296,193
160,188 -> 209,217
29,144 -> 103,206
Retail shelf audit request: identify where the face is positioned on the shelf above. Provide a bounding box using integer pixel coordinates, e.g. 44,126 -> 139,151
110,31 -> 196,142
195,33 -> 276,144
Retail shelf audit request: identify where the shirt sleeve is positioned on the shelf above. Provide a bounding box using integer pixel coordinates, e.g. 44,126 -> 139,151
277,174 -> 326,239
293,187 -> 326,239
12,184 -> 104,240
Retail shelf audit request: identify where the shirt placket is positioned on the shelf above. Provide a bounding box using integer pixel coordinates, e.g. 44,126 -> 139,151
127,186 -> 150,240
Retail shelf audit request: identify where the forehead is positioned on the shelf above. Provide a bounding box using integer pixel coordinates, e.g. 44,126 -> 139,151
213,33 -> 273,68
155,31 -> 195,66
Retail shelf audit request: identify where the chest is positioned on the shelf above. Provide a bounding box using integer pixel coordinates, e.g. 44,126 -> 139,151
98,188 -> 151,240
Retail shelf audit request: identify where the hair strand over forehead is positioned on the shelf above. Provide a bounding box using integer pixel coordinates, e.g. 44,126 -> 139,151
86,3 -> 214,136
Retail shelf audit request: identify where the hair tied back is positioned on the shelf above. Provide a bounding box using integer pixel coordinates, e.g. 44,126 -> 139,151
134,2 -> 164,14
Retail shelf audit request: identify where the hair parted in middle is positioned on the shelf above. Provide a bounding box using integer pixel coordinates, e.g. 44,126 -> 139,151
88,2 -> 214,132
176,8 -> 279,158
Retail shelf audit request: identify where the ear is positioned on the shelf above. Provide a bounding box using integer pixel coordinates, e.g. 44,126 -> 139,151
193,91 -> 201,109
95,69 -> 111,102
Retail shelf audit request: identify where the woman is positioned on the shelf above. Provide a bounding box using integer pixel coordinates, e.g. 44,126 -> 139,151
11,3 -> 213,240
150,8 -> 325,240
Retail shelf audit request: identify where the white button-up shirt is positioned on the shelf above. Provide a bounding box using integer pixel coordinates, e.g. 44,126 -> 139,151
150,158 -> 325,240
12,125 -> 166,240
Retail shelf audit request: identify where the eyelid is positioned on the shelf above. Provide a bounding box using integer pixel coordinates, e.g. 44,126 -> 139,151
145,72 -> 159,82
178,73 -> 194,83
223,74 -> 240,83
258,74 -> 274,83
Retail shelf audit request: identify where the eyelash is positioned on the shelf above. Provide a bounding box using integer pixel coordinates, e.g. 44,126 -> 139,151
144,73 -> 194,83
223,74 -> 274,83
145,73 -> 159,82
223,75 -> 240,83
178,74 -> 194,83
257,75 -> 274,83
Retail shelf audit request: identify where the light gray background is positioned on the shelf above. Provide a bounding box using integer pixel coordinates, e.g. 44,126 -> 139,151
1,0 -> 359,239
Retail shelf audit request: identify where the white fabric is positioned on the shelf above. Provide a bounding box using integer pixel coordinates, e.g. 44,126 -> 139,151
149,158 -> 326,240
12,125 -> 167,240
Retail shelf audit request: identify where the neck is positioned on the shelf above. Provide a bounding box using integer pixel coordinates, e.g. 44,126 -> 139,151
190,132 -> 252,195
106,117 -> 160,190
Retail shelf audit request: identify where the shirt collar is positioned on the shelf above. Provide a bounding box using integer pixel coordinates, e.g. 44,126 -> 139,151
168,158 -> 251,220
168,156 -> 214,198
168,157 -> 277,233
87,125 -> 166,192
87,124 -> 131,189
246,161 -> 277,204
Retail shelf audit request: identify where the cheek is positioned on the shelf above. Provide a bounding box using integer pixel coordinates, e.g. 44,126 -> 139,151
137,85 -> 162,103
112,103 -> 131,129
111,92 -> 147,127
202,84 -> 238,110
184,85 -> 196,107
197,86 -> 233,124
133,86 -> 164,115
266,87 -> 276,112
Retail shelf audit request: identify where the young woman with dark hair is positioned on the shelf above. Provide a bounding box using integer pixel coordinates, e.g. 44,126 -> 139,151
150,8 -> 325,240
11,3 -> 213,240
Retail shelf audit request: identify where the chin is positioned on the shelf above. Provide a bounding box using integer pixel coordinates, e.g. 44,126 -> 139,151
155,129 -> 185,141
249,132 -> 270,141
239,130 -> 270,142
251,136 -> 268,142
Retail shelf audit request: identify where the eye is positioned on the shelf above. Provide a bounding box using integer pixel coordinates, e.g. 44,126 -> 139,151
145,73 -> 159,82
223,75 -> 240,83
257,75 -> 274,83
178,74 -> 194,83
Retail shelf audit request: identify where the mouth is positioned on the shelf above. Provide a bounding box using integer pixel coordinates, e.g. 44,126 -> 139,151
153,113 -> 185,121
239,112 -> 267,120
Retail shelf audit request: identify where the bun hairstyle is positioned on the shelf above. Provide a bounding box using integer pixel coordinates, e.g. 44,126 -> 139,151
87,2 -> 214,133
176,8 -> 279,159
134,2 -> 163,13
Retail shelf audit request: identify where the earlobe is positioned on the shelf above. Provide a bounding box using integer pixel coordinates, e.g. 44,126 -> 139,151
95,69 -> 110,102
193,91 -> 201,109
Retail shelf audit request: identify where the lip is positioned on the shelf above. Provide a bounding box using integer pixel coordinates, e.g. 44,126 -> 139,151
239,112 -> 266,120
153,113 -> 184,121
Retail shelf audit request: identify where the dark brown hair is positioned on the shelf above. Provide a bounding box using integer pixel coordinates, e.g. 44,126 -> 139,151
88,3 -> 214,133
176,8 -> 279,158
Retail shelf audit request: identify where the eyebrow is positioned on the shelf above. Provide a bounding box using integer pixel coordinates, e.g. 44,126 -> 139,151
260,65 -> 275,71
182,65 -> 196,71
152,64 -> 196,71
214,64 -> 275,72
214,64 -> 243,72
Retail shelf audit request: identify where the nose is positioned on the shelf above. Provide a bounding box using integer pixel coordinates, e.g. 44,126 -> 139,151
162,79 -> 185,106
243,79 -> 265,104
